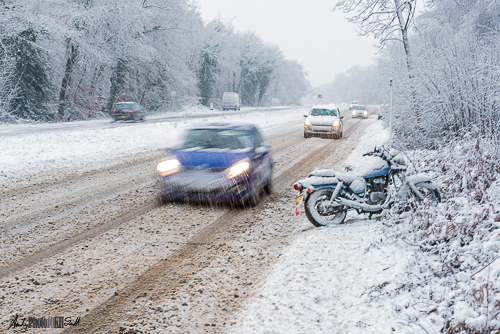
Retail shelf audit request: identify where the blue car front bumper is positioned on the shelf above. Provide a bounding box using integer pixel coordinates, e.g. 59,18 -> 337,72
158,170 -> 252,203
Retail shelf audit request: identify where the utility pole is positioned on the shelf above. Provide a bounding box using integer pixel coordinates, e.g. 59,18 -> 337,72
389,78 -> 393,147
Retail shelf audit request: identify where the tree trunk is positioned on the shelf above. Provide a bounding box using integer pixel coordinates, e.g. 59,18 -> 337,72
89,64 -> 105,97
57,40 -> 78,121
394,0 -> 421,127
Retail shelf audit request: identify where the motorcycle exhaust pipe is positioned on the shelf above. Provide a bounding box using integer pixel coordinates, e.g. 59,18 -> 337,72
335,193 -> 392,212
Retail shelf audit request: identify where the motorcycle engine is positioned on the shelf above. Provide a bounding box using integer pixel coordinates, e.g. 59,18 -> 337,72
366,176 -> 388,204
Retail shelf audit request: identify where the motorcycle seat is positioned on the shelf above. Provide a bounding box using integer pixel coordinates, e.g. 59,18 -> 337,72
308,169 -> 358,185
332,171 -> 358,184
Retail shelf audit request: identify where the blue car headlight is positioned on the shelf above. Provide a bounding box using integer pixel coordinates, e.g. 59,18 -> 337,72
157,159 -> 181,177
227,158 -> 250,178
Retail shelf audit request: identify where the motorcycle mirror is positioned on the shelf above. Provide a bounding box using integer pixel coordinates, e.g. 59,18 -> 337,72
389,148 -> 400,156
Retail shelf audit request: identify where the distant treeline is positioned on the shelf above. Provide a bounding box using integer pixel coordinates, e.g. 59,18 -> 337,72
0,0 -> 310,122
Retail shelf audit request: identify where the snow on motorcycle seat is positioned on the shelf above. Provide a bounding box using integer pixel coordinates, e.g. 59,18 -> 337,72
331,171 -> 358,184
308,169 -> 357,185
308,169 -> 336,178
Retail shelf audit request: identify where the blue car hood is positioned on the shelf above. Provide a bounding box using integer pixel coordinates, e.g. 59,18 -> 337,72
171,149 -> 252,170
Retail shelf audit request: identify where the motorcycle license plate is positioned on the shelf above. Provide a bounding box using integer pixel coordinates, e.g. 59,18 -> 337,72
294,193 -> 304,216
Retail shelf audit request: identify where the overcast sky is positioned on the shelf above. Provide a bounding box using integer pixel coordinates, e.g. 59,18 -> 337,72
195,0 -> 379,88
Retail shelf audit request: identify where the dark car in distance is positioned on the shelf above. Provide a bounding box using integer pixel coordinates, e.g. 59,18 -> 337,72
110,102 -> 145,122
156,122 -> 273,207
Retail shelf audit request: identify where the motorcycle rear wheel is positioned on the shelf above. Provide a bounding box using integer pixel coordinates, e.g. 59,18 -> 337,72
305,188 -> 347,227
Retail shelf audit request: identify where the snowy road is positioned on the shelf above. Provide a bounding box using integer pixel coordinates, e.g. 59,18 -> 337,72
0,107 -> 395,333
0,106 -> 295,138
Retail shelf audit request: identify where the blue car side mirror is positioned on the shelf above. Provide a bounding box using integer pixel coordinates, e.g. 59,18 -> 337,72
255,145 -> 270,156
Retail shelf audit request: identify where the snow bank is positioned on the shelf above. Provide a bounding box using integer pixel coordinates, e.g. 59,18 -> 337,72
0,107 -> 307,178
341,118 -> 390,174
232,220 -> 407,334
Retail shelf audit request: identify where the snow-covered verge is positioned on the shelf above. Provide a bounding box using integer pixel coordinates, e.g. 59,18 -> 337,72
232,123 -> 500,333
384,133 -> 500,333
231,120 -> 408,333
0,107 -> 306,178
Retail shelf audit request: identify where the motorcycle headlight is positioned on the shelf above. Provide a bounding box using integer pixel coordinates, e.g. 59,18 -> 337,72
332,121 -> 340,127
227,159 -> 250,178
157,159 -> 181,176
304,118 -> 311,126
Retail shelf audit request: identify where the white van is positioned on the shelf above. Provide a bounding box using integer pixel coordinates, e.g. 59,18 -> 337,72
222,92 -> 241,111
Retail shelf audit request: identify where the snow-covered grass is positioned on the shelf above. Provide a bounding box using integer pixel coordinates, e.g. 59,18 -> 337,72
0,107 -> 307,178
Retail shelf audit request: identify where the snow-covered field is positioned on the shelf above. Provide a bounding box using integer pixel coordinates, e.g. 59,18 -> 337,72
0,107 -> 306,178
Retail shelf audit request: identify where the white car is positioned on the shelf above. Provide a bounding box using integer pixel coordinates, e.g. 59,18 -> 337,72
222,92 -> 240,111
351,105 -> 369,119
303,104 -> 344,139
349,101 -> 359,110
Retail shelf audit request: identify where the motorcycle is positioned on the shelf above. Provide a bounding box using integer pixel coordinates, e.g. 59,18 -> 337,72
293,145 -> 441,227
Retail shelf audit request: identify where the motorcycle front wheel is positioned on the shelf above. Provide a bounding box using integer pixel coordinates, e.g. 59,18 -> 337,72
414,185 -> 441,207
305,188 -> 347,227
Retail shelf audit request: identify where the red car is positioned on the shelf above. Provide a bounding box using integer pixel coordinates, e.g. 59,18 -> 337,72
110,102 -> 145,122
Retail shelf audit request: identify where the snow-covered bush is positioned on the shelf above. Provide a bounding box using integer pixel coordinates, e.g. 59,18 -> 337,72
378,0 -> 500,142
384,131 -> 500,332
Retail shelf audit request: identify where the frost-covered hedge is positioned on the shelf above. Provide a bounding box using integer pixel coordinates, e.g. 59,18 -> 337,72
384,132 -> 500,332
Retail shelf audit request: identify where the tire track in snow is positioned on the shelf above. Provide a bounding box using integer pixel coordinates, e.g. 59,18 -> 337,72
0,126 -> 309,280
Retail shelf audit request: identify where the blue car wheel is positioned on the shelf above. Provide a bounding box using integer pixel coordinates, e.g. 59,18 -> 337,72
263,170 -> 273,195
247,177 -> 260,207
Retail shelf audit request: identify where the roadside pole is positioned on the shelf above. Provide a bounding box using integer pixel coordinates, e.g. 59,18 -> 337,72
389,78 -> 393,147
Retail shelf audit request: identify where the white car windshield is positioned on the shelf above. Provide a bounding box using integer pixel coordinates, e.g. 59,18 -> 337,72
310,108 -> 337,117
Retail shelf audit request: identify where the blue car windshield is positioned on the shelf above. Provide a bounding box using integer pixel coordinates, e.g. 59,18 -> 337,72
310,108 -> 337,116
183,129 -> 252,150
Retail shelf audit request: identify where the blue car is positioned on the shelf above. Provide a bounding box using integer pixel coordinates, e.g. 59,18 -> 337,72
156,122 -> 273,206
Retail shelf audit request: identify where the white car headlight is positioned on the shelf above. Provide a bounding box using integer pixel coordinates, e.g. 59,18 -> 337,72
332,121 -> 340,127
157,159 -> 180,176
364,111 -> 368,114
304,118 -> 311,126
227,159 -> 250,178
